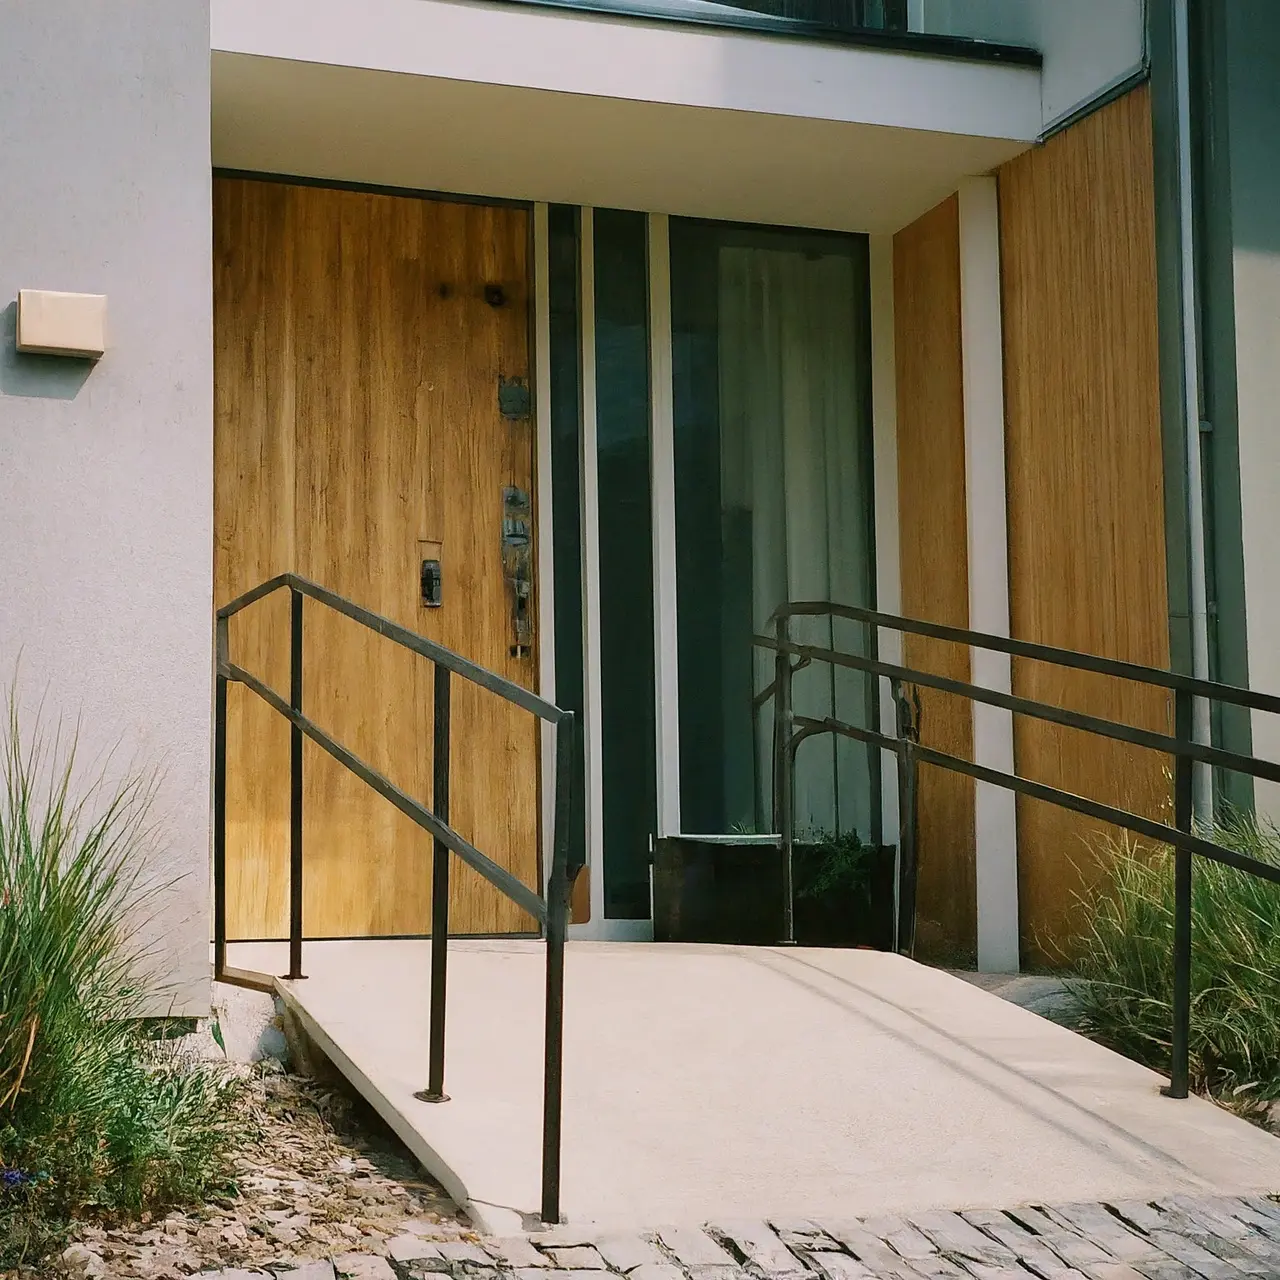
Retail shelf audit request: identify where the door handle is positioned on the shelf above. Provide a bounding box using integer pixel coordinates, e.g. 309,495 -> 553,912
421,558 -> 443,608
502,486 -> 533,657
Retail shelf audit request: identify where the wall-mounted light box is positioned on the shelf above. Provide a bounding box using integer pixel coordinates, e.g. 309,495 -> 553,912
16,289 -> 107,359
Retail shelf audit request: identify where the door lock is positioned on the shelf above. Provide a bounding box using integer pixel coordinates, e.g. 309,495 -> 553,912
421,558 -> 442,608
419,539 -> 444,609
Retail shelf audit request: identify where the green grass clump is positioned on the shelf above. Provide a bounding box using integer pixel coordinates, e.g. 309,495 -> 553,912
1071,817 -> 1280,1105
0,699 -> 245,1265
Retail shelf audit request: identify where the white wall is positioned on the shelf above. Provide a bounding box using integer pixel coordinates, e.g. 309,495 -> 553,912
918,0 -> 1147,133
958,178 -> 1018,973
0,2 -> 213,1013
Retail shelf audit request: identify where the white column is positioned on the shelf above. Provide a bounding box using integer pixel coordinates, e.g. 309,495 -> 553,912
1172,0 -> 1215,823
578,208 -> 607,930
648,213 -> 682,839
869,234 -> 901,848
533,204 -> 558,894
958,176 -> 1020,974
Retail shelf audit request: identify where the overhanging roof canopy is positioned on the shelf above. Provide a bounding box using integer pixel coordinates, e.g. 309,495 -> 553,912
211,0 -> 1040,234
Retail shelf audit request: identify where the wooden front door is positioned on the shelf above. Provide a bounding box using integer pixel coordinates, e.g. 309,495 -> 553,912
213,177 -> 539,939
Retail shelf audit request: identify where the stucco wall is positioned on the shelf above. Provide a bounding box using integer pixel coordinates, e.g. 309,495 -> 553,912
1221,0 -> 1280,819
0,2 -> 213,1012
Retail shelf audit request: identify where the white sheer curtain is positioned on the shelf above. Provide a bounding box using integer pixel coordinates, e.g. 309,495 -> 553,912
717,245 -> 875,839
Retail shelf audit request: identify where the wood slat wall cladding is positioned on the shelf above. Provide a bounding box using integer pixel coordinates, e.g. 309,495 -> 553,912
214,177 -> 539,940
998,85 -> 1172,961
893,193 -> 977,961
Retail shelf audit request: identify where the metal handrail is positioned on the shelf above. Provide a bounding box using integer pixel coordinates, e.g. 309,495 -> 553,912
777,598 -> 1280,715
213,573 -> 576,1224
760,600 -> 1280,1101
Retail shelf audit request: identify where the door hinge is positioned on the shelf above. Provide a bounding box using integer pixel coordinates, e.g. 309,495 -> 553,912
498,376 -> 531,421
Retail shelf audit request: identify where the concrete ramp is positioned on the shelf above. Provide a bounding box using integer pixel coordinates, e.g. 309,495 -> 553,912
227,940 -> 1280,1233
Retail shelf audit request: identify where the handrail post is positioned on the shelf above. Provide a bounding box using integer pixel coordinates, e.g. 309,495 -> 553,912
214,617 -> 229,981
286,588 -> 306,981
421,663 -> 452,1103
893,681 -> 920,957
773,615 -> 796,944
1166,687 -> 1194,1099
542,713 -> 576,1224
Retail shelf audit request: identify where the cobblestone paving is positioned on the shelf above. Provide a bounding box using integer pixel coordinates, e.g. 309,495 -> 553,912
171,1196 -> 1280,1280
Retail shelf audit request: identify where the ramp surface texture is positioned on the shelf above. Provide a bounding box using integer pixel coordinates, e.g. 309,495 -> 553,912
227,940 -> 1280,1233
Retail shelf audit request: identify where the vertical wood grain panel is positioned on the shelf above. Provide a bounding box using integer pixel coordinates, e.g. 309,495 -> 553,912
893,194 -> 976,962
999,85 -> 1172,961
214,177 -> 295,940
214,177 -> 538,939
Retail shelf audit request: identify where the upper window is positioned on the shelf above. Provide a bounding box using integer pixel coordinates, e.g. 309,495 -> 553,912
488,0 -> 1038,62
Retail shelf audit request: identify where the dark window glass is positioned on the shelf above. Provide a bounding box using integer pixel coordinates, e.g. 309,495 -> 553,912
719,0 -> 907,31
595,209 -> 657,918
670,219 -> 878,842
549,205 -> 587,878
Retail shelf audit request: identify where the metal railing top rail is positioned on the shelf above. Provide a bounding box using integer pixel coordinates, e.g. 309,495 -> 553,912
214,575 -> 576,1224
771,599 -> 1280,718
760,599 -> 1280,1103
755,632 -> 1280,790
219,573 -> 569,726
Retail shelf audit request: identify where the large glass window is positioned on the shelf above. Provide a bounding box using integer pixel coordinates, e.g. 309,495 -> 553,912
548,205 -> 587,879
595,209 -> 657,918
671,219 -> 877,843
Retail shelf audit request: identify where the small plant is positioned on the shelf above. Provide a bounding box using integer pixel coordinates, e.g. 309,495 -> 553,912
0,695 -> 245,1265
1069,816 -> 1280,1106
795,829 -> 875,903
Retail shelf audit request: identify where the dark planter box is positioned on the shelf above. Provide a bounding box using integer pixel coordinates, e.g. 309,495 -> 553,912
651,835 -> 895,948
651,836 -> 784,944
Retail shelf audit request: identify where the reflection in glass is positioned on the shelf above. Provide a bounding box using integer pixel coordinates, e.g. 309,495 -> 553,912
671,220 -> 877,843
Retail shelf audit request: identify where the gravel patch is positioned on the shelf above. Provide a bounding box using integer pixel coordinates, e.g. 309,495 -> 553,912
12,1061 -> 469,1279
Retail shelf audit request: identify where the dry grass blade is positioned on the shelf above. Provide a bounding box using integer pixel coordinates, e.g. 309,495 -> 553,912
0,1015 -> 37,1109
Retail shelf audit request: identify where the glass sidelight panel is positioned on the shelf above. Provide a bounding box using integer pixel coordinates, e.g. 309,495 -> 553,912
594,209 -> 658,918
548,205 -> 588,878
671,219 -> 877,842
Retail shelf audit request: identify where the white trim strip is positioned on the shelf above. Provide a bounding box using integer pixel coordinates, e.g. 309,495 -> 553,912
958,176 -> 1020,974
533,203 -> 557,894
578,208 -> 607,931
869,234 -> 901,849
1173,0 -> 1214,823
648,213 -> 682,840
